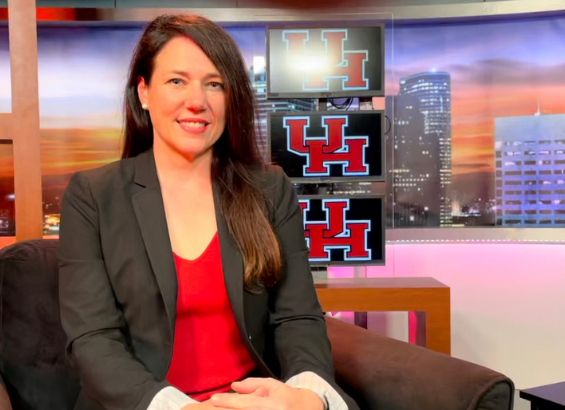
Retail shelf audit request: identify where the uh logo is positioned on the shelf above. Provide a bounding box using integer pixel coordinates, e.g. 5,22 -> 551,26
282,29 -> 369,91
284,115 -> 369,177
299,199 -> 371,262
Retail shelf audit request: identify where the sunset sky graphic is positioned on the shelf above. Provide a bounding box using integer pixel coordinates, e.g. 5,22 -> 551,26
0,17 -> 564,185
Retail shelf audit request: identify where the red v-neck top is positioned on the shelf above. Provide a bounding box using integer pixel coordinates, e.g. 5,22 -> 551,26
166,232 -> 256,401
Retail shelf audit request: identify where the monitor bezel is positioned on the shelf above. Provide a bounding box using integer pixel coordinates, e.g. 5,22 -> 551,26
297,193 -> 386,267
267,109 -> 386,183
265,22 -> 385,99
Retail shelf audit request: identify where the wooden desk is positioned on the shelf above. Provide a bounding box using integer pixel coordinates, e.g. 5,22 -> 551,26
315,277 -> 451,355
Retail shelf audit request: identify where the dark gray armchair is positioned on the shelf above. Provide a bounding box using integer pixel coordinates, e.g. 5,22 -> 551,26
0,239 -> 514,410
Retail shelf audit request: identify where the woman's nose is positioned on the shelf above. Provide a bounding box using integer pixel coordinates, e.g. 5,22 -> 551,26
184,84 -> 206,112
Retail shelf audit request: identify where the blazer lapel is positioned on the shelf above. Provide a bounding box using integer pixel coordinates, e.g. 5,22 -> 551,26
213,181 -> 247,340
131,149 -> 177,341
213,182 -> 273,377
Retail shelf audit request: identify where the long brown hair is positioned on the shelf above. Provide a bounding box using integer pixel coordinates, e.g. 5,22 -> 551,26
122,14 -> 281,289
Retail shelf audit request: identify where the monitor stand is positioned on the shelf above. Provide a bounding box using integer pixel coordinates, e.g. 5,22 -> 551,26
359,96 -> 373,111
311,265 -> 328,280
318,97 -> 329,111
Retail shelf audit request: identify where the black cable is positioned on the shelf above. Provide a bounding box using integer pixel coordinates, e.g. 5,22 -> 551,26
328,97 -> 352,110
384,114 -> 392,135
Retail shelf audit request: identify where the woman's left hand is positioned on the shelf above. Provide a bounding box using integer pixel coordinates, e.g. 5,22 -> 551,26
210,377 -> 324,410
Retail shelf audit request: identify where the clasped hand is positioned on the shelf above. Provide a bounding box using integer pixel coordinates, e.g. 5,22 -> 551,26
183,377 -> 324,410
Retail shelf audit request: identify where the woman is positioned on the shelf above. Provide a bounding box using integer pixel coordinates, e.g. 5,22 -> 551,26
58,14 -> 358,410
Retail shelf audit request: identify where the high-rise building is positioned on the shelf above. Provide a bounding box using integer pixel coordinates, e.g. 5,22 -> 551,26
399,71 -> 452,226
386,94 -> 441,227
494,112 -> 565,226
250,58 -> 316,158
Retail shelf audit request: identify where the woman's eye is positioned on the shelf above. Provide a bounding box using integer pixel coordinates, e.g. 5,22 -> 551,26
210,82 -> 224,89
168,78 -> 184,85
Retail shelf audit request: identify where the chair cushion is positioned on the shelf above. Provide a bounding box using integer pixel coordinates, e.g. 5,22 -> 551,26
0,239 -> 80,410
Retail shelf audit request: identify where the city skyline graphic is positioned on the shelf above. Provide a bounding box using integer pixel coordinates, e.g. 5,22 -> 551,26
0,16 -> 564,233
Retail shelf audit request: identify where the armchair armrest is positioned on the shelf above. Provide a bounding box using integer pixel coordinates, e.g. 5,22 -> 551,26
325,316 -> 514,410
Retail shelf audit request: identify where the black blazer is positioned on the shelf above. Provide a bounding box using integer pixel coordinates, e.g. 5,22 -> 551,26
58,149 -> 357,410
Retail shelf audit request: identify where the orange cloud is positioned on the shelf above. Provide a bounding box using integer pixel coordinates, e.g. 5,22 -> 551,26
450,83 -> 565,175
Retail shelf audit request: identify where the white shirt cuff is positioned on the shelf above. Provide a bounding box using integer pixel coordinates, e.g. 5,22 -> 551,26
147,386 -> 199,410
286,371 -> 348,410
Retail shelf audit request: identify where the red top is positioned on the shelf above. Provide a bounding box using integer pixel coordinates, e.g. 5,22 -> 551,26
166,232 -> 256,401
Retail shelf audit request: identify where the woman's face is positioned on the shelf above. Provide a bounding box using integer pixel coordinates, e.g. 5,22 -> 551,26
137,36 -> 227,162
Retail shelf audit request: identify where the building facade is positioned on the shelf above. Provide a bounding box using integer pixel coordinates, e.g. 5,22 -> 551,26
398,71 -> 452,226
495,112 -> 565,226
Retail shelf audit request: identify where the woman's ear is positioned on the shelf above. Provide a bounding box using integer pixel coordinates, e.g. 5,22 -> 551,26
137,76 -> 148,109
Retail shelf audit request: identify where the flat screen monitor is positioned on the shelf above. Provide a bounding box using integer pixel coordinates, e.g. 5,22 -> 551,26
299,195 -> 385,266
266,24 -> 384,98
269,111 -> 385,183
